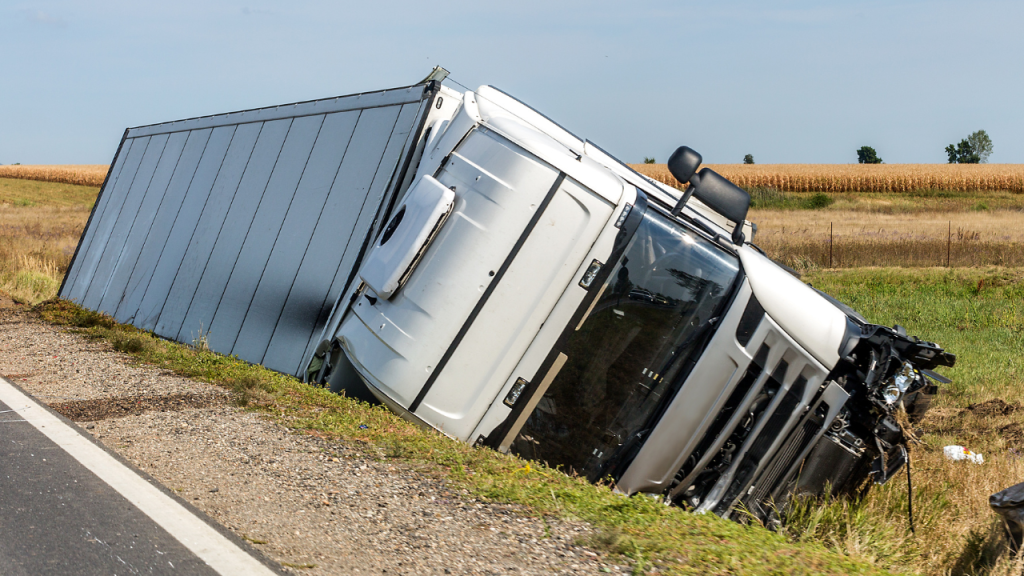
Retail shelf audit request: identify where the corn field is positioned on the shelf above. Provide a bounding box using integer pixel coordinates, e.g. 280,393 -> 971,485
631,163 -> 1024,193
0,165 -> 108,187
7,163 -> 1024,193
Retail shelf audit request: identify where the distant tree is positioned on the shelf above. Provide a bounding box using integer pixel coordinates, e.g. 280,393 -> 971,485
643,157 -> 656,164
857,146 -> 882,164
967,130 -> 993,163
946,139 -> 980,164
946,130 -> 992,164
743,154 -> 754,164
945,140 -> 978,163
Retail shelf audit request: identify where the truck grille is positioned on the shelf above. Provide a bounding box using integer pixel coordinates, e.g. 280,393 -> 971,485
744,419 -> 820,519
713,375 -> 807,515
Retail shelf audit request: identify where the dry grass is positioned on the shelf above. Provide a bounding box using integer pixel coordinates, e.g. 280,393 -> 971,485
0,164 -> 109,187
786,440 -> 1024,575
632,163 -> 1024,193
752,209 -> 1024,269
797,268 -> 1024,575
0,179 -> 96,303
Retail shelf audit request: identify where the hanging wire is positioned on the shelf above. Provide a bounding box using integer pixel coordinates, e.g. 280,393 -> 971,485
445,76 -> 472,93
906,445 -> 915,534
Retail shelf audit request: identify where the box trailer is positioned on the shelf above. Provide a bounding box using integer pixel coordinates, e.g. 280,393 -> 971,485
63,74 -> 954,522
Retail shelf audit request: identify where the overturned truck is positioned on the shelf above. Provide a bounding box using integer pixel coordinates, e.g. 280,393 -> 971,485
62,75 -> 954,523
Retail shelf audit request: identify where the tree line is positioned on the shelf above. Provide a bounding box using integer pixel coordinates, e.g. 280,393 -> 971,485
854,130 -> 992,165
644,130 -> 994,165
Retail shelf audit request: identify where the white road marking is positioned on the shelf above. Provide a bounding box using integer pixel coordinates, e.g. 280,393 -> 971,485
0,377 -> 278,576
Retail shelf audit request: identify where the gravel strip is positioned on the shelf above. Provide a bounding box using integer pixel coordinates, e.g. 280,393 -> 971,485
0,299 -> 627,575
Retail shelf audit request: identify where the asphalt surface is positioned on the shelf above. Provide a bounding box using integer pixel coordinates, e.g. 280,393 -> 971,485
0,378 -> 279,576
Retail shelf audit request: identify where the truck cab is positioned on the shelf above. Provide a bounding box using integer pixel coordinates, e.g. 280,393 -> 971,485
315,84 -> 954,521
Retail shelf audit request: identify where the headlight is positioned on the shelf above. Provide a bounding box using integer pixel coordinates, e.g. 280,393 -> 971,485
881,362 -> 916,404
882,382 -> 901,405
894,361 -> 915,393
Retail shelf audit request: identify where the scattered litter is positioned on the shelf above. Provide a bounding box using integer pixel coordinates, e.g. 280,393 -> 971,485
359,424 -> 368,429
944,445 -> 984,464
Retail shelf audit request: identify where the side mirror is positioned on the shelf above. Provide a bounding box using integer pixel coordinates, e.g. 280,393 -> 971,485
690,168 -> 750,228
665,145 -> 751,243
667,146 -> 702,184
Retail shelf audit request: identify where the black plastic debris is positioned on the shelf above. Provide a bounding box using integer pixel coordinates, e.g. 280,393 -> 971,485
990,481 -> 1024,552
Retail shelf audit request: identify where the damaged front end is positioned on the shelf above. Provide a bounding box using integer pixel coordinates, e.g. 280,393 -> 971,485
667,308 -> 956,525
794,321 -> 956,500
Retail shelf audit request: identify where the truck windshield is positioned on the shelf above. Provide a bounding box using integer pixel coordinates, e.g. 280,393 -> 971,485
511,209 -> 741,481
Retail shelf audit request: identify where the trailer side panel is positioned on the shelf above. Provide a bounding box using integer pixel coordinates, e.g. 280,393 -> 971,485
60,84 -> 435,376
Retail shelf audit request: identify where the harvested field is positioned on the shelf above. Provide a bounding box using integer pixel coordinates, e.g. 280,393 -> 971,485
751,208 -> 1024,269
632,163 -> 1024,193
0,178 -> 96,303
0,164 -> 109,187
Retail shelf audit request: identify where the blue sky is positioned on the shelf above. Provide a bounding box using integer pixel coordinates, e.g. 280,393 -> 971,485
2,1 -> 1021,165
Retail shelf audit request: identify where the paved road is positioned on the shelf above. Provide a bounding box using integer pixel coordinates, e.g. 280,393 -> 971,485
0,378 -> 281,576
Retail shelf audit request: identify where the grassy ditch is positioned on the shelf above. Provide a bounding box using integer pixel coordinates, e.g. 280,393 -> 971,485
795,267 -> 1024,575
37,299 -> 882,576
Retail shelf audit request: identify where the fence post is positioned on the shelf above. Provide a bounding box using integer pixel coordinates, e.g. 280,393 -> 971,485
829,222 -> 833,268
947,221 -> 951,267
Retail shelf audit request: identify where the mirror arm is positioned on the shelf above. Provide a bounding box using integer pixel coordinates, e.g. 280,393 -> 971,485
671,173 -> 701,216
732,223 -> 745,245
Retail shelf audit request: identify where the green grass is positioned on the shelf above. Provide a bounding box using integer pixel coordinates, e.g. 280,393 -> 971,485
747,187 -> 1024,213
0,177 -> 98,207
36,299 -> 885,576
805,267 -> 1024,405
748,189 -> 835,211
799,267 -> 1024,575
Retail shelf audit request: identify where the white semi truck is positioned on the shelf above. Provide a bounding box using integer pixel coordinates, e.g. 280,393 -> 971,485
309,84 -> 955,520
63,76 -> 954,523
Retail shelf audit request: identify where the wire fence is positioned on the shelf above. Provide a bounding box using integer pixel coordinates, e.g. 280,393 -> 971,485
756,221 -> 1024,270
